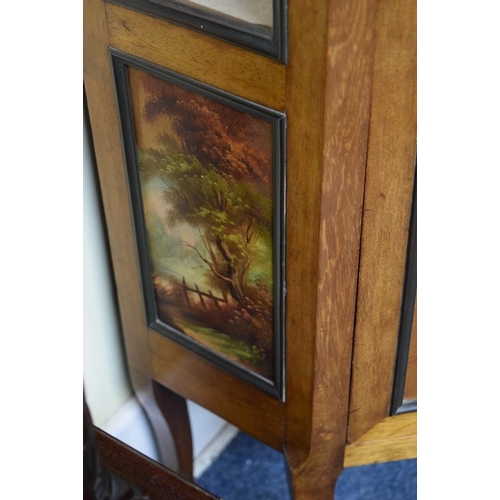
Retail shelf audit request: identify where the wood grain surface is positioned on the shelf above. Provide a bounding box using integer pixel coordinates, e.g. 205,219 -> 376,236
283,0 -> 330,473
84,0 -> 152,377
283,0 -> 378,497
96,428 -> 219,499
106,3 -> 286,110
150,331 -> 284,451
348,0 -> 417,444
344,413 -> 416,467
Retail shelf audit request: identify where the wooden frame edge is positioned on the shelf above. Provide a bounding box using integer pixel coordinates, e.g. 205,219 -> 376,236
391,170 -> 417,415
84,0 -> 154,376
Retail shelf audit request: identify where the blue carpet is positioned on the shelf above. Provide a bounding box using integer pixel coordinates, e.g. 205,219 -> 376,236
198,432 -> 416,500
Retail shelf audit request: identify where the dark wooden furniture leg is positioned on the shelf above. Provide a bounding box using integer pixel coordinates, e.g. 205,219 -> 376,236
85,389 -> 218,499
95,428 -> 218,500
131,371 -> 193,480
152,380 -> 194,479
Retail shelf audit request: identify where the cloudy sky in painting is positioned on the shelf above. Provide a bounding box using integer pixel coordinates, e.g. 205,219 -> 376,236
141,176 -> 214,291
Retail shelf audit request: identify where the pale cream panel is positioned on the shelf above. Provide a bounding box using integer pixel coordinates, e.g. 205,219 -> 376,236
174,0 -> 273,28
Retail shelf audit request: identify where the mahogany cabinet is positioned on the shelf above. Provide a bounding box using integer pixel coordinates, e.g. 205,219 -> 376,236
83,0 -> 416,498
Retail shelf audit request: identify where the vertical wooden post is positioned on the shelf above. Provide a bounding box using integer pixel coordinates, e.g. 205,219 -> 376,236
347,0 -> 417,443
209,290 -> 222,310
182,277 -> 191,306
195,283 -> 207,308
284,0 -> 377,497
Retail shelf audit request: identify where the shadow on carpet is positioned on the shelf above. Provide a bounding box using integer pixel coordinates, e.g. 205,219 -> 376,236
197,432 -> 416,500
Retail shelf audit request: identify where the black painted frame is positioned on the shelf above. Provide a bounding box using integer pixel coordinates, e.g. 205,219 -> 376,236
111,49 -> 286,400
390,169 -> 417,415
107,0 -> 287,63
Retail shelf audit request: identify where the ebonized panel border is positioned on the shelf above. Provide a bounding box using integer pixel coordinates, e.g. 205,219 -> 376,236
390,168 -> 417,415
106,0 -> 287,63
111,49 -> 286,400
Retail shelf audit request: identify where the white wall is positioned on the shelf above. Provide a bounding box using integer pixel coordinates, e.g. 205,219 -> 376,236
83,108 -> 132,427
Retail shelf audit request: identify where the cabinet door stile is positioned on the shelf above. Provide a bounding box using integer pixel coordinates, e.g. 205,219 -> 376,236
348,0 -> 417,443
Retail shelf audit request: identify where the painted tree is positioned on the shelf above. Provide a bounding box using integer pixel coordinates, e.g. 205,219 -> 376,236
138,74 -> 274,305
141,74 -> 273,187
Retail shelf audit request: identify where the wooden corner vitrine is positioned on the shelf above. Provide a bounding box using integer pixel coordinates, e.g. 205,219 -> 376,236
83,0 -> 416,498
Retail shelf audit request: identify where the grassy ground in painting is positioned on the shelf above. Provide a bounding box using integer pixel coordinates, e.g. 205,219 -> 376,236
156,298 -> 271,379
177,321 -> 264,368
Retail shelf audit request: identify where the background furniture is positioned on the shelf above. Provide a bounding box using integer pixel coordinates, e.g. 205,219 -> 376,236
84,391 -> 219,500
83,0 -> 416,497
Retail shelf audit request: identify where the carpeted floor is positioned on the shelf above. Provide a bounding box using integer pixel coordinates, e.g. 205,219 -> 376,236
198,432 -> 417,500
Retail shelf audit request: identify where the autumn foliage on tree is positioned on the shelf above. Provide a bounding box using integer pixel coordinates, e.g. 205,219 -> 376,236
141,74 -> 273,187
138,73 -> 274,311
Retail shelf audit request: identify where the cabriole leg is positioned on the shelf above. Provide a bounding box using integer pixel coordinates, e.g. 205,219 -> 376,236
131,371 -> 193,480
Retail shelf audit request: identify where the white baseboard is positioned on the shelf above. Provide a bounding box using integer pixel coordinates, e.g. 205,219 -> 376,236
193,422 -> 239,478
100,396 -> 160,462
100,396 -> 238,478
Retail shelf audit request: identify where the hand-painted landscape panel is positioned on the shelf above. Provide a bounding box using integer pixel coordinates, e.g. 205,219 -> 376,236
128,67 -> 277,380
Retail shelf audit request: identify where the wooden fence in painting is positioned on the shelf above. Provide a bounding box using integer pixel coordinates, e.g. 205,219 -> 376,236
181,277 -> 227,310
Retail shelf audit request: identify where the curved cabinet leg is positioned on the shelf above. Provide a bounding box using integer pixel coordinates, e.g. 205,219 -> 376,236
131,371 -> 193,480
152,380 -> 193,479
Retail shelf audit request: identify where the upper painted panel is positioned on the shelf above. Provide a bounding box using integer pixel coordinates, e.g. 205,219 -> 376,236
106,0 -> 287,61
